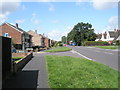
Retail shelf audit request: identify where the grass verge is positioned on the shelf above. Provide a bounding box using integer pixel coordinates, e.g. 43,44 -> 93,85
93,46 -> 118,49
12,57 -> 23,60
46,47 -> 72,52
45,55 -> 119,88
12,57 -> 23,63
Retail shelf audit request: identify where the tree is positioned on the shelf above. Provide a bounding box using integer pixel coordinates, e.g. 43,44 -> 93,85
67,22 -> 96,46
61,36 -> 67,44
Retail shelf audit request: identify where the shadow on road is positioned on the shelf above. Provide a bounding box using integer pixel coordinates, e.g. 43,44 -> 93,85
2,70 -> 39,89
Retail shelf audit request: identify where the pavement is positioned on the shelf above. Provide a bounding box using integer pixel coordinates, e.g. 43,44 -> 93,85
68,46 -> 119,71
3,53 -> 49,89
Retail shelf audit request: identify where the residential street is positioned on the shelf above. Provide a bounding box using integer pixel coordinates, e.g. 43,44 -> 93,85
68,46 -> 119,71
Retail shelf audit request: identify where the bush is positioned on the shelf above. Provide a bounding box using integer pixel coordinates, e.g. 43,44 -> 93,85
84,41 -> 109,46
113,40 -> 120,46
53,41 -> 63,47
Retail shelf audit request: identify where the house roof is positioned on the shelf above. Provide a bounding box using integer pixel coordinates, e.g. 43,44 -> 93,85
96,33 -> 102,39
108,31 -> 115,38
1,22 -> 32,36
114,30 -> 120,40
116,35 -> 120,40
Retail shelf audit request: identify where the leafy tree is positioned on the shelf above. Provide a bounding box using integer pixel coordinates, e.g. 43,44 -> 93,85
61,36 -> 67,44
67,22 -> 96,46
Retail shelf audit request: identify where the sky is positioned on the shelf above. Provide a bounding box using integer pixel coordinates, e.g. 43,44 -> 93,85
0,0 -> 119,41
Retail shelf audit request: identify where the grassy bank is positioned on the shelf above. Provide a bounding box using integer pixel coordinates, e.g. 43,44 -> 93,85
94,46 -> 118,49
12,57 -> 23,63
45,55 -> 119,88
46,47 -> 72,52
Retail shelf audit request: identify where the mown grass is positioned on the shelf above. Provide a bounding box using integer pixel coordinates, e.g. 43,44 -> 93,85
46,47 -> 72,52
94,46 -> 118,49
12,57 -> 23,63
45,55 -> 119,88
12,57 -> 23,60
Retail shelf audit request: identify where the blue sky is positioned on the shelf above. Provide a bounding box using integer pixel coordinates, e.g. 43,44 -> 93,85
0,1 -> 118,41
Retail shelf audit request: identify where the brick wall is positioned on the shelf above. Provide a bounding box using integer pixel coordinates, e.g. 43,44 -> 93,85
28,30 -> 41,46
0,24 -> 22,44
45,37 -> 49,48
12,53 -> 28,58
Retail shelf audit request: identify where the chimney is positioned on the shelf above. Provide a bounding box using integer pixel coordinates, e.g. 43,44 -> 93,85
43,33 -> 44,36
16,23 -> 18,28
35,30 -> 37,34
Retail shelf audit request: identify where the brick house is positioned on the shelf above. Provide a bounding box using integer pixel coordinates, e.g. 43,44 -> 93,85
28,30 -> 45,47
39,34 -> 50,48
0,22 -> 32,50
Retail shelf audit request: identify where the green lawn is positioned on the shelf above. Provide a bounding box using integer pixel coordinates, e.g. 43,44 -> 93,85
46,47 -> 72,52
12,57 -> 23,63
94,46 -> 118,49
45,55 -> 119,88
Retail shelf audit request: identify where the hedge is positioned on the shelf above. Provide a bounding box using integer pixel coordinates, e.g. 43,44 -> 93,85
113,40 -> 120,45
83,41 -> 109,46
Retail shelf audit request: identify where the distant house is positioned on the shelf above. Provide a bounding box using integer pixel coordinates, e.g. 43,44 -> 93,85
0,22 -> 32,50
114,29 -> 120,41
95,33 -> 102,41
28,30 -> 45,47
39,34 -> 50,48
95,29 -> 120,44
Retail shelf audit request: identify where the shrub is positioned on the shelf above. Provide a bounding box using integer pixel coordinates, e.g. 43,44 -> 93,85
113,40 -> 120,46
84,41 -> 109,46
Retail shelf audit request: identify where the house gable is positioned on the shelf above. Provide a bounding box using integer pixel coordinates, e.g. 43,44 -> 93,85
0,23 -> 22,44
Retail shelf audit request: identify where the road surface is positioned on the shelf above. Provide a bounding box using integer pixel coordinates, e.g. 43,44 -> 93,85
68,46 -> 119,71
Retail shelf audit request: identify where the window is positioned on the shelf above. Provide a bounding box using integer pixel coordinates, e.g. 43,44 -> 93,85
4,33 -> 8,37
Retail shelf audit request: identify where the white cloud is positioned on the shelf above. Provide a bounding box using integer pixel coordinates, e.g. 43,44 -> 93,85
0,1 -> 20,14
47,30 -> 62,41
0,0 -> 21,24
31,13 -> 40,25
15,19 -> 25,24
0,13 -> 8,24
101,16 -> 118,33
92,0 -> 118,10
76,0 -> 118,10
47,26 -> 73,41
108,16 -> 118,29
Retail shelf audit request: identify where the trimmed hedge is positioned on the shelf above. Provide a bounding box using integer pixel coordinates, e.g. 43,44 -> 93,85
84,41 -> 109,46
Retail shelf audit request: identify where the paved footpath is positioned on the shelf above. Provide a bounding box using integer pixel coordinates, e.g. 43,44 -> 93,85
3,53 -> 49,89
3,50 -> 83,89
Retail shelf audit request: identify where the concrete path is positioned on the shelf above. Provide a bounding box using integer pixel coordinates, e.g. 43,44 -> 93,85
23,53 -> 49,89
3,53 -> 50,89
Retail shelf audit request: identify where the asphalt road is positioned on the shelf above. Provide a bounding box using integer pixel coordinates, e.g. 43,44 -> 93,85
68,46 -> 119,71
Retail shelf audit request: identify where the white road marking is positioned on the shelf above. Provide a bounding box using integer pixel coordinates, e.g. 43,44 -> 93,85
71,50 -> 94,61
104,52 -> 113,55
